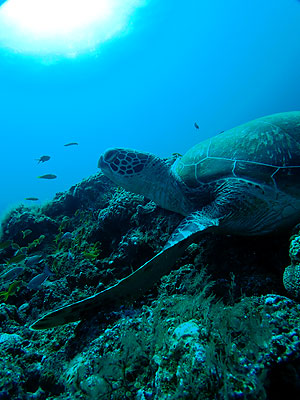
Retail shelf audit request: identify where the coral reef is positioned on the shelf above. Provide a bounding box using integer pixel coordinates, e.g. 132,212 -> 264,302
0,172 -> 300,399
283,229 -> 300,299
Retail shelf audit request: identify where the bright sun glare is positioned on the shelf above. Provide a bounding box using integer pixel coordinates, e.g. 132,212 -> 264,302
0,0 -> 145,57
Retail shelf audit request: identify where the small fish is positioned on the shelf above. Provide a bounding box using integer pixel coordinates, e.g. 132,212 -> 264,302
36,155 -> 50,163
25,197 -> 39,201
11,243 -> 20,251
64,142 -> 78,147
27,265 -> 53,290
171,152 -> 182,159
22,229 -> 32,239
19,247 -> 28,255
194,122 -> 199,129
68,249 -> 75,262
38,174 -> 57,179
0,266 -> 24,282
25,254 -> 43,268
5,253 -> 26,265
0,240 -> 12,250
0,281 -> 21,302
60,232 -> 73,241
28,235 -> 45,250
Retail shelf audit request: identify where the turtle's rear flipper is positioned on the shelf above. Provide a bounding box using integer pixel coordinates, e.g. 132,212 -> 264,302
30,213 -> 218,330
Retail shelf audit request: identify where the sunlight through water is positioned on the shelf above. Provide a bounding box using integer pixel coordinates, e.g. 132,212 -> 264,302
0,0 -> 146,58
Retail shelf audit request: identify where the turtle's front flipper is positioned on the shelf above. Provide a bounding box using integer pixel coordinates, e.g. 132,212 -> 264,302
164,211 -> 219,249
30,212 -> 218,330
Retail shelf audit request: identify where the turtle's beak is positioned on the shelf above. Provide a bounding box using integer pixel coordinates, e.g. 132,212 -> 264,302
97,154 -> 104,170
98,149 -> 119,170
98,153 -> 111,175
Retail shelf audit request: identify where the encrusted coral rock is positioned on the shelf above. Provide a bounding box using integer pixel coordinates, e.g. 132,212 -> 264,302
289,235 -> 300,264
284,235 -> 300,298
172,320 -> 200,341
283,264 -> 300,299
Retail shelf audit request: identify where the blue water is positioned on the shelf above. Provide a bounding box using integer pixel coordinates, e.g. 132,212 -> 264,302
0,0 -> 300,220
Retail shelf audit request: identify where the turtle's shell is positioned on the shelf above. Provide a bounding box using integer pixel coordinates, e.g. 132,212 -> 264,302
174,111 -> 300,197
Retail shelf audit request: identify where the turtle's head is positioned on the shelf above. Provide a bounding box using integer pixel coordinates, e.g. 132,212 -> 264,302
98,148 -> 189,215
98,148 -> 163,192
99,148 -> 150,178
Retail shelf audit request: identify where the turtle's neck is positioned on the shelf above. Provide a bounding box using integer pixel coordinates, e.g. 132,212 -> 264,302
100,150 -> 191,216
136,160 -> 191,216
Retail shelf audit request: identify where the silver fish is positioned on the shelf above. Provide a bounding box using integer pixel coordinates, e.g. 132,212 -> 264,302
60,232 -> 73,241
25,255 -> 43,268
27,265 -> 53,290
0,267 -> 24,282
67,250 -> 75,262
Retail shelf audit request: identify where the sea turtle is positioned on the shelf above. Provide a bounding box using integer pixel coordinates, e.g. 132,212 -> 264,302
31,111 -> 300,330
